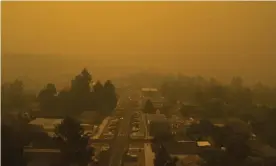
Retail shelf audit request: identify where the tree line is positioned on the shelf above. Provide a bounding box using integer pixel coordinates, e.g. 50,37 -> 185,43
2,68 -> 118,116
161,76 -> 276,108
160,75 -> 276,163
161,76 -> 276,118
1,79 -> 35,112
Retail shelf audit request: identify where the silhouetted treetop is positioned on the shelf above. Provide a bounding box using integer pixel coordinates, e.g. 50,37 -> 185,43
54,116 -> 94,166
143,99 -> 155,114
231,76 -> 243,89
93,81 -> 104,93
81,68 -> 92,83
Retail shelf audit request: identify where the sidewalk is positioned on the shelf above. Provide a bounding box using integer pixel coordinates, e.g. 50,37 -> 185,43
144,143 -> 155,166
92,116 -> 110,139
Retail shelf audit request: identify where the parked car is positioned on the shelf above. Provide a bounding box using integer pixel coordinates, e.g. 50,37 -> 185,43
103,132 -> 114,139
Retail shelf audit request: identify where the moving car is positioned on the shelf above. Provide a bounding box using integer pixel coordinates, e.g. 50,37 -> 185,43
132,127 -> 139,132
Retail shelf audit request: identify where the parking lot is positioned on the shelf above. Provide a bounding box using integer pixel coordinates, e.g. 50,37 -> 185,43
129,111 -> 146,140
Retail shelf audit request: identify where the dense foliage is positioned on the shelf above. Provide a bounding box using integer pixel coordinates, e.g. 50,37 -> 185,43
161,76 -> 276,108
2,68 -> 118,116
53,116 -> 94,166
2,80 -> 28,112
1,123 -> 28,166
37,69 -> 118,115
143,99 -> 156,114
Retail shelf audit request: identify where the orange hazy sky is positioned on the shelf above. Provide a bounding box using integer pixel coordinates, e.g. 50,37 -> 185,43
2,2 -> 276,88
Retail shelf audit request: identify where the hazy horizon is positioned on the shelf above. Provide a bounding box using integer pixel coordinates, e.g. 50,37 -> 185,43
2,2 -> 276,90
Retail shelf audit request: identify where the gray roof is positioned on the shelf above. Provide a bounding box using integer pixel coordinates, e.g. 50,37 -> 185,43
249,141 -> 276,158
162,141 -> 199,155
29,118 -> 62,129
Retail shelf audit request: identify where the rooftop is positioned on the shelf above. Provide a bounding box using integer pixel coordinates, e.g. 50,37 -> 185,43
29,118 -> 62,127
24,148 -> 60,153
197,141 -> 211,147
162,141 -> 199,155
249,140 -> 276,158
141,88 -> 158,92
172,155 -> 202,166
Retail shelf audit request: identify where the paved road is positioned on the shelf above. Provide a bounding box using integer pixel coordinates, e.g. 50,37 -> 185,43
109,104 -> 134,166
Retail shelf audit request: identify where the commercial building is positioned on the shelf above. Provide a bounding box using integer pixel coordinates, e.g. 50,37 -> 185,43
141,88 -> 159,98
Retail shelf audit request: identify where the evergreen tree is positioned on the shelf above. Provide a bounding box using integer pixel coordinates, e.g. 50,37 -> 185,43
93,81 -> 104,112
143,99 -> 155,114
38,83 -> 57,111
103,80 -> 118,114
54,117 -> 94,166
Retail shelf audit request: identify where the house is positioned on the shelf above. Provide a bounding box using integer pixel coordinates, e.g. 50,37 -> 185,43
249,140 -> 276,159
163,141 -> 203,166
29,118 -> 62,135
148,140 -> 203,166
162,141 -> 199,155
173,155 -> 202,166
